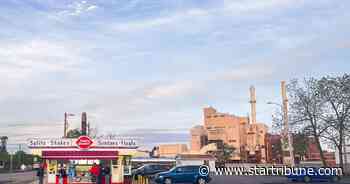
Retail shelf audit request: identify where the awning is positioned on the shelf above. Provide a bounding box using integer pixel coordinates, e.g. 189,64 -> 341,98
42,150 -> 118,160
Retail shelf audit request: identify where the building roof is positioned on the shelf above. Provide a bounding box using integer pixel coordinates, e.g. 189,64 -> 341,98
176,154 -> 216,160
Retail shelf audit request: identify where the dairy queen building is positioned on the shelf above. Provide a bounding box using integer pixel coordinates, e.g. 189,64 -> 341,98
27,135 -> 140,184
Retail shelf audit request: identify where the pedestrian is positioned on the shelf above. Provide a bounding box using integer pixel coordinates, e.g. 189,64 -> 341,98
104,166 -> 111,184
68,163 -> 76,182
89,163 -> 100,183
97,163 -> 103,184
36,163 -> 44,184
57,164 -> 67,184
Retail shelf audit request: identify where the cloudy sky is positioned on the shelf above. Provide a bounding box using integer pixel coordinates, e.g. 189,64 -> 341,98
0,0 -> 349,149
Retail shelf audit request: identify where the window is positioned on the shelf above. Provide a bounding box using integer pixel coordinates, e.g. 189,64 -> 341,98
176,167 -> 184,173
0,161 -> 4,168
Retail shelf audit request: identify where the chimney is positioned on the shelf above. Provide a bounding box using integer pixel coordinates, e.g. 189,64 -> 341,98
249,86 -> 257,124
81,112 -> 87,136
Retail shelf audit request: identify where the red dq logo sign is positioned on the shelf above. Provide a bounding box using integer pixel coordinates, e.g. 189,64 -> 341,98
76,136 -> 94,149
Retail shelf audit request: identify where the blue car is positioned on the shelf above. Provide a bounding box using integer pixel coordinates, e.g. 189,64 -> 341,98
154,165 -> 211,184
287,167 -> 341,183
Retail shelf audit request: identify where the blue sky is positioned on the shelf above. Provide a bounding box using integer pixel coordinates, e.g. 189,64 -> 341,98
0,0 -> 349,148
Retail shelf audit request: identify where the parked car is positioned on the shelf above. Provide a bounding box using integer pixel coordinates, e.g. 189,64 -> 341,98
132,164 -> 172,177
154,165 -> 211,184
287,167 -> 341,183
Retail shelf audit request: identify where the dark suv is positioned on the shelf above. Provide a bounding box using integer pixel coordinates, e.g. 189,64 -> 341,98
155,165 -> 211,184
133,164 -> 172,177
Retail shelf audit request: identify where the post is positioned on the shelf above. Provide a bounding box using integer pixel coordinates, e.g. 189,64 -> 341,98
9,154 -> 13,173
64,112 -> 67,138
8,153 -> 13,183
343,137 -> 348,173
281,81 -> 295,166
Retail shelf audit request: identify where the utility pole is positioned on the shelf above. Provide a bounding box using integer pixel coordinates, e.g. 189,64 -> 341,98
64,112 -> 68,138
281,81 -> 295,166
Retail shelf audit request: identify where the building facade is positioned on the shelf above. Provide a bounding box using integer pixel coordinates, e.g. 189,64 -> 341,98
304,137 -> 336,166
266,134 -> 283,164
158,144 -> 189,158
191,107 -> 268,163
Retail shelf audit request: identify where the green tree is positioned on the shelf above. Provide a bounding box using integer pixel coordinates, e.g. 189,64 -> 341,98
66,129 -> 82,138
211,143 -> 236,165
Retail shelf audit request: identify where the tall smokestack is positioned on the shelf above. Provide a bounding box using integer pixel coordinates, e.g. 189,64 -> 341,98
249,86 -> 257,124
81,112 -> 87,136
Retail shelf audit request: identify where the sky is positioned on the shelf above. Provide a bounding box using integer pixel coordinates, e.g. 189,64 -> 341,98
0,0 -> 349,150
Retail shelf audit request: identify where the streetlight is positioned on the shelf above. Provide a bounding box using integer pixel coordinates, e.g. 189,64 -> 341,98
267,101 -> 295,167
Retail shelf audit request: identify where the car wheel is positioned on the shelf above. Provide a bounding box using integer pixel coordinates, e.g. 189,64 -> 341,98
197,178 -> 207,184
164,178 -> 172,184
331,176 -> 340,183
303,176 -> 311,183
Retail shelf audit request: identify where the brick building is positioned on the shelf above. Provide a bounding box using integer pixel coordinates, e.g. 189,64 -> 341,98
266,134 -> 283,164
305,137 -> 336,166
191,107 -> 268,163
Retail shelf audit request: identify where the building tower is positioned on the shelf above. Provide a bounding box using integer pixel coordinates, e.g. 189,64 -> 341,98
249,86 -> 257,124
281,81 -> 295,166
82,112 -> 87,136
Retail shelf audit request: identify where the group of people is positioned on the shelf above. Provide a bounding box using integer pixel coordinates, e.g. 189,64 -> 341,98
89,163 -> 111,184
36,162 -> 111,184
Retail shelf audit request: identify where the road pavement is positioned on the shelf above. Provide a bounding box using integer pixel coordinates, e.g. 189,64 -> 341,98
210,175 -> 350,184
0,171 -> 36,184
1,173 -> 350,184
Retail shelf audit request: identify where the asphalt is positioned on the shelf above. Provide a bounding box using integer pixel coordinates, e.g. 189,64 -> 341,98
0,171 -> 36,184
2,173 -> 350,184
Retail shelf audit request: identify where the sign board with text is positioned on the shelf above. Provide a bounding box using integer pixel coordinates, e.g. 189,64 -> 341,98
27,136 -> 138,150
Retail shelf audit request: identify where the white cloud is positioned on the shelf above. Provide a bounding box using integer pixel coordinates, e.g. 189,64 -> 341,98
223,0 -> 303,13
51,0 -> 98,20
145,81 -> 196,99
0,39 -> 84,80
113,8 -> 211,32
219,62 -> 276,81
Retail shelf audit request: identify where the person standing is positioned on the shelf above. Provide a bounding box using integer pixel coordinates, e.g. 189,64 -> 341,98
97,164 -> 103,184
57,164 -> 67,184
36,163 -> 44,184
68,163 -> 76,182
89,163 -> 100,183
104,166 -> 111,184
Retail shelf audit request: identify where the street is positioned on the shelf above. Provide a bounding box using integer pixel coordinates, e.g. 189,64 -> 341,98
0,171 -> 36,184
210,176 -> 350,184
1,173 -> 350,184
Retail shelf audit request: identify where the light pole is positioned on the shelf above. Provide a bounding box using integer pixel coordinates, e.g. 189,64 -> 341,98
267,101 -> 295,167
